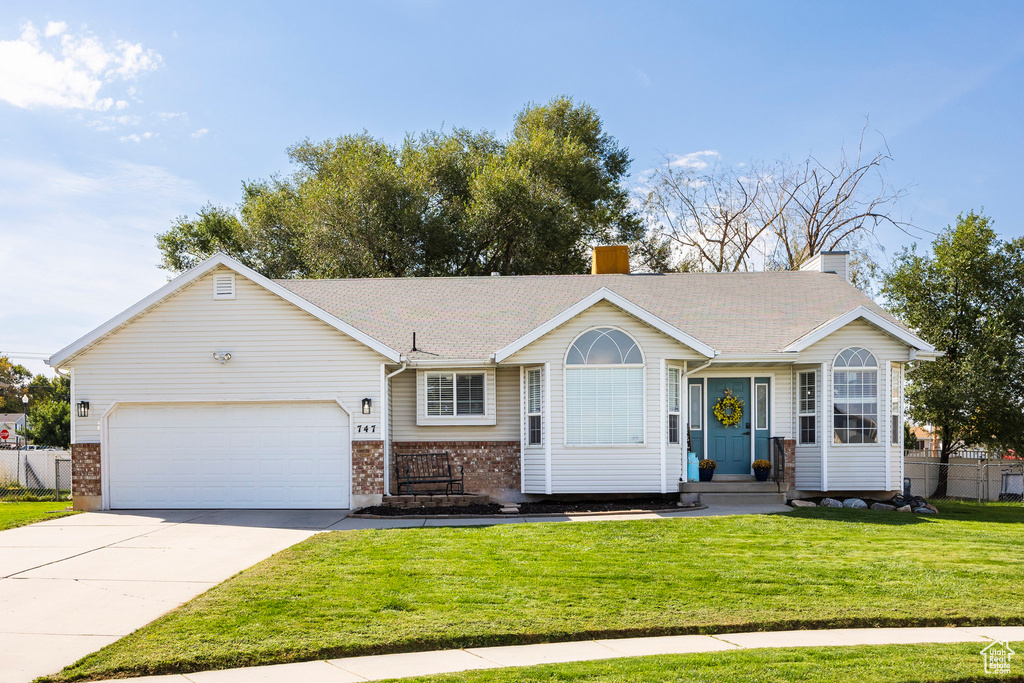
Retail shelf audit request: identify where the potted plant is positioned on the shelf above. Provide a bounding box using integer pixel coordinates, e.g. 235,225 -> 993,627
752,459 -> 772,481
698,458 -> 717,482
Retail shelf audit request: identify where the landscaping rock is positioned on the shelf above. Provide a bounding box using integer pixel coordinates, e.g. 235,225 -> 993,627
913,506 -> 937,515
897,505 -> 913,512
821,498 -> 844,508
870,503 -> 896,511
790,499 -> 817,507
843,498 -> 868,509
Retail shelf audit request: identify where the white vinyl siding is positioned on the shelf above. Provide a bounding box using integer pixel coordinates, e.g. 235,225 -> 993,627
70,267 -> 385,446
565,367 -> 645,445
504,300 -> 704,493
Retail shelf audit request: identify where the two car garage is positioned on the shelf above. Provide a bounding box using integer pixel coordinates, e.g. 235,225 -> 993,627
106,401 -> 351,509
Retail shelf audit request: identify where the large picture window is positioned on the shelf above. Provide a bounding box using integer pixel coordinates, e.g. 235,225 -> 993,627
833,347 -> 878,444
565,328 -> 644,445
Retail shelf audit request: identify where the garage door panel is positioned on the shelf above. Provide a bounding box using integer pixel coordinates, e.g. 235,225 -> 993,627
109,402 -> 351,509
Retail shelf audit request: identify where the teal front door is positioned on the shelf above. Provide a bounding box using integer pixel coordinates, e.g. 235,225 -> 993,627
706,378 -> 751,475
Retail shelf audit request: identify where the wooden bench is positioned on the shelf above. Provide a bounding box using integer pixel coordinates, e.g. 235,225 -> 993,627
394,452 -> 464,495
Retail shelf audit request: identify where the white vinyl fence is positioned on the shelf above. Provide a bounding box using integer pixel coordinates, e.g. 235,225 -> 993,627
0,449 -> 72,501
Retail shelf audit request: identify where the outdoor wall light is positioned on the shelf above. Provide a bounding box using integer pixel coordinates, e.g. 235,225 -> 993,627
361,398 -> 372,415
76,401 -> 90,418
212,352 -> 232,364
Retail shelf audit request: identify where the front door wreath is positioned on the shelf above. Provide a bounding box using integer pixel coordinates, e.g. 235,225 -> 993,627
712,388 -> 744,428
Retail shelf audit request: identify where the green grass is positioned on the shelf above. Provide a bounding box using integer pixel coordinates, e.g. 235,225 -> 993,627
48,502 -> 1024,682
0,500 -> 76,531
389,642 -> 1024,683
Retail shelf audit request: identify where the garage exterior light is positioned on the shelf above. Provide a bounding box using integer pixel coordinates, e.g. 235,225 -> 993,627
77,401 -> 90,418
361,398 -> 372,415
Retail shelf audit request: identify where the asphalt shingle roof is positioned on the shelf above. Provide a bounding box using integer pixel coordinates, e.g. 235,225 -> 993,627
276,271 -> 907,360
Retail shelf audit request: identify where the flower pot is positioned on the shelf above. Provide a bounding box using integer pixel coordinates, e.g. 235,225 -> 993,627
699,468 -> 714,482
754,469 -> 770,482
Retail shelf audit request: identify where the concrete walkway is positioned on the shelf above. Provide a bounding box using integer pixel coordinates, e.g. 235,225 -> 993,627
0,509 -> 350,683
94,626 -> 1024,683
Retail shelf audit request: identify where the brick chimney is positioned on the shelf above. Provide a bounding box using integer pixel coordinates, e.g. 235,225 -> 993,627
592,245 -> 630,274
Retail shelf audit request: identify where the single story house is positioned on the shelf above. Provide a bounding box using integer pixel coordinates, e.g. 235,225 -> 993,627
48,248 -> 937,511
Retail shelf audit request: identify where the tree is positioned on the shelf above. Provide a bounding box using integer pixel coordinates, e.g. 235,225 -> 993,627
28,400 -> 70,449
640,123 -> 910,288
882,211 -> 1024,496
158,97 -> 644,278
0,355 -> 31,414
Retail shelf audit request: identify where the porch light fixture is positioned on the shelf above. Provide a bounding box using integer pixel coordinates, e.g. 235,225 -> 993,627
77,401 -> 90,418
361,398 -> 372,415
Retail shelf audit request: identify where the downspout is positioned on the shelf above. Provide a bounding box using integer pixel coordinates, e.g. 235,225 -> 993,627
383,361 -> 408,497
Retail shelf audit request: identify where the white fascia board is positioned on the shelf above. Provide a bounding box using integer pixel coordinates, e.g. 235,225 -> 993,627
712,353 -> 798,363
493,287 -> 717,362
783,306 -> 936,354
48,253 -> 402,367
406,358 -> 495,367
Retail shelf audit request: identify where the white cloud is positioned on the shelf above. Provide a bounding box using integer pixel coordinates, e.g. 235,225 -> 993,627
667,150 -> 720,170
190,127 -> 208,138
44,21 -> 67,38
0,21 -> 162,111
156,111 -> 187,120
635,69 -> 651,87
120,131 -> 156,142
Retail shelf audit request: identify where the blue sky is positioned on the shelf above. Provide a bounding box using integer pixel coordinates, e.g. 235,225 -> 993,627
2,1 -> 1023,375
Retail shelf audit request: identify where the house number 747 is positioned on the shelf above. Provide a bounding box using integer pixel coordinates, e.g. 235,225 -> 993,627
357,424 -> 377,433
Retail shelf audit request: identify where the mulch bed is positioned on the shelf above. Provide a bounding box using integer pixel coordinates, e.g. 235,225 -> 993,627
354,496 -> 686,518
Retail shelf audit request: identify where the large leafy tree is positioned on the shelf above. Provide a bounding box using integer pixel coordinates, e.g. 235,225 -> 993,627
0,355 -> 31,414
158,97 -> 645,277
882,211 -> 1024,496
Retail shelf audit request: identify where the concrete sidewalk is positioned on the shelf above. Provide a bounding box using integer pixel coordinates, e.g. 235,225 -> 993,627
94,626 -> 1024,683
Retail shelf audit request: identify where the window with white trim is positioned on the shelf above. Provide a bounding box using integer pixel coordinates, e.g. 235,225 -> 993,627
527,367 -> 543,446
689,383 -> 702,430
833,347 -> 878,444
426,372 -> 485,417
565,328 -> 644,445
891,365 -> 902,446
668,367 -> 681,445
798,370 -> 816,445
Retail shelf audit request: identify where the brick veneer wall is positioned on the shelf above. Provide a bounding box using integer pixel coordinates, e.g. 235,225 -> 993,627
352,440 -> 385,495
783,438 -> 796,487
71,442 -> 102,496
392,441 -> 520,496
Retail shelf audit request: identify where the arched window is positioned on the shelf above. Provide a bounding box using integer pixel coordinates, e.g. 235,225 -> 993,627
565,328 -> 645,445
833,347 -> 878,444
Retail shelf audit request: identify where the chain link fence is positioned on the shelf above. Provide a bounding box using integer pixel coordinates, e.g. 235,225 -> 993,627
904,449 -> 1024,504
0,447 -> 72,502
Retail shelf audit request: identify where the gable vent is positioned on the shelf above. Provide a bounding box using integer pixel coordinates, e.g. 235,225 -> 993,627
213,273 -> 235,300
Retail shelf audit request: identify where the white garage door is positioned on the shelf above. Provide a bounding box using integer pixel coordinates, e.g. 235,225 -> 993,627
108,402 -> 350,509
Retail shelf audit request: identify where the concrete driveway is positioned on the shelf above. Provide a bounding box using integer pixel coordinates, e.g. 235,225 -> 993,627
0,509 -> 350,683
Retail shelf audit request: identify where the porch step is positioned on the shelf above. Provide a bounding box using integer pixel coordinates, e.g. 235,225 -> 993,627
679,481 -> 789,494
679,480 -> 790,507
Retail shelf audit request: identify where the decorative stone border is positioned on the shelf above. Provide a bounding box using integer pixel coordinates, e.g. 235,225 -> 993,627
349,505 -> 708,520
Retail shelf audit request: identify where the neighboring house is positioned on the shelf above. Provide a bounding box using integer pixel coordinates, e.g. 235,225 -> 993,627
0,413 -> 27,447
908,424 -> 942,452
48,249 -> 937,511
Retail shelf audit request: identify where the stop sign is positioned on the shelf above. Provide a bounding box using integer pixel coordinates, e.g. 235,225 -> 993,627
0,429 -> 8,441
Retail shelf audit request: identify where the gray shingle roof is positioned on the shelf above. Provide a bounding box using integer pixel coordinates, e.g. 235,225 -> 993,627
275,271 -> 907,360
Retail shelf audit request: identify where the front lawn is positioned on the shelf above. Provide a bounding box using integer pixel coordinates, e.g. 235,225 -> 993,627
51,502 -> 1024,681
391,641 -> 1024,683
0,500 -> 76,531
